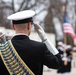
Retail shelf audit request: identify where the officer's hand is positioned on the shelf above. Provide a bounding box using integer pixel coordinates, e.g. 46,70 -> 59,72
34,23 -> 47,41
34,23 -> 59,55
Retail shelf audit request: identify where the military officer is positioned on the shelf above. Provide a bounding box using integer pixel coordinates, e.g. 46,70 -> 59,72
0,10 -> 62,75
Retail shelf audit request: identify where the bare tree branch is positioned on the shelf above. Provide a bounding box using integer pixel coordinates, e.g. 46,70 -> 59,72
17,0 -> 26,12
12,0 -> 15,13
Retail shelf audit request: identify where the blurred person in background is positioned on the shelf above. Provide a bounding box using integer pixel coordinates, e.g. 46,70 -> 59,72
65,45 -> 73,75
72,47 -> 76,67
6,33 -> 13,40
57,43 -> 73,75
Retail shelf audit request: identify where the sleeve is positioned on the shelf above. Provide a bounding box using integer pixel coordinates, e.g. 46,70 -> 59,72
43,44 -> 63,69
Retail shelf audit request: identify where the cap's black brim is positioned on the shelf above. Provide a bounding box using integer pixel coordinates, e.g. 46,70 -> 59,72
12,17 -> 33,24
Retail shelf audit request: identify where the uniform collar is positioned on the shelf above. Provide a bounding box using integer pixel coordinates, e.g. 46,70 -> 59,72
12,35 -> 29,40
15,33 -> 28,36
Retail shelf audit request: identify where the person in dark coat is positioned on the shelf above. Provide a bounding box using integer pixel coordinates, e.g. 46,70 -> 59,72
57,43 -> 72,75
0,10 -> 62,75
65,45 -> 73,74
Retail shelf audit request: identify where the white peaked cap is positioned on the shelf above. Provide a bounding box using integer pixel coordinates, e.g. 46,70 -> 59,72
7,10 -> 35,24
58,41 -> 63,46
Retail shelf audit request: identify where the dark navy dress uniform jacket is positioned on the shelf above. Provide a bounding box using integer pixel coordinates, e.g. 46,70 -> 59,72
0,35 -> 62,75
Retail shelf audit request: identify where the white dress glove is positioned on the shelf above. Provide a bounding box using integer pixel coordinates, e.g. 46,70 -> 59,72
34,23 -> 47,41
34,23 -> 59,55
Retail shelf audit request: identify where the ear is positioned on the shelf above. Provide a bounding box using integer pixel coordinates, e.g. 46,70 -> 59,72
27,22 -> 31,30
12,24 -> 15,30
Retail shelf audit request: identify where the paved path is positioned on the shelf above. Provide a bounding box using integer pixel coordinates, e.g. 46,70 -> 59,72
43,67 -> 76,75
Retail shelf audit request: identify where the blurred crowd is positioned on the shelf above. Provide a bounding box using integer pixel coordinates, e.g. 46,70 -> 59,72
56,41 -> 76,75
43,41 -> 76,75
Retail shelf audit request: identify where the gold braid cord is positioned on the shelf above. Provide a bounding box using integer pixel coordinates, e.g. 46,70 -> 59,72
0,40 -> 35,75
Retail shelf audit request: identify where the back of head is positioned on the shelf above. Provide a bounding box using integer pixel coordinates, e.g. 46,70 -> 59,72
7,10 -> 35,35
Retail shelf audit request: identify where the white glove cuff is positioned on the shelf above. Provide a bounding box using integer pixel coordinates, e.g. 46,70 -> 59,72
44,39 -> 59,55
